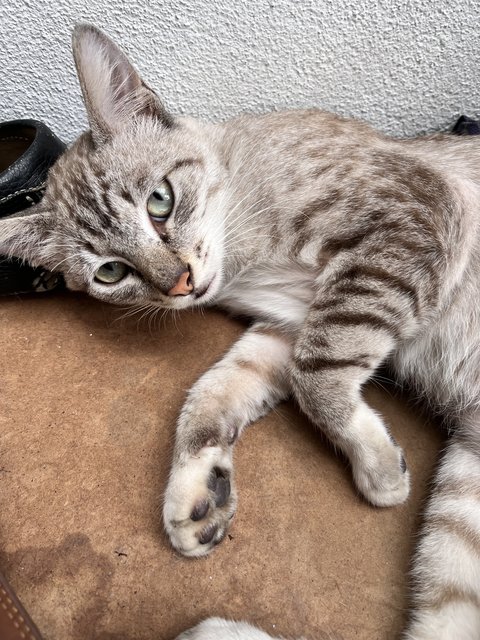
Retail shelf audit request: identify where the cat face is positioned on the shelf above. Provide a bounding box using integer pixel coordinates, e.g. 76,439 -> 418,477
1,24 -> 227,309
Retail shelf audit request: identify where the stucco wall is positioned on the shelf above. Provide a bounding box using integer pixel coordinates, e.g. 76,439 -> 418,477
1,0 -> 479,143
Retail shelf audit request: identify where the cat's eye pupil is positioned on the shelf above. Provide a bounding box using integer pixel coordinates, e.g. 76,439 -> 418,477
147,179 -> 174,222
94,261 -> 129,284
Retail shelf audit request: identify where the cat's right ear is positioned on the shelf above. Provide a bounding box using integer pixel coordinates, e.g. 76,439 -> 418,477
72,24 -> 174,146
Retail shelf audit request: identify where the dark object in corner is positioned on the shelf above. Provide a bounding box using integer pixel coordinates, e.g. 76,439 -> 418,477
452,115 -> 480,136
0,119 -> 66,296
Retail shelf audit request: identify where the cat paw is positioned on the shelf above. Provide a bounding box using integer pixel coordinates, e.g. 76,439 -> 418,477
353,447 -> 410,507
352,439 -> 410,507
349,403 -> 410,507
176,618 -> 277,640
163,446 -> 237,557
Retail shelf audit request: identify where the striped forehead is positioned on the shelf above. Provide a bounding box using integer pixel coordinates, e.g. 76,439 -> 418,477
53,151 -> 204,243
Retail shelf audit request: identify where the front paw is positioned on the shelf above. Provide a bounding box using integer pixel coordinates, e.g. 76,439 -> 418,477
163,446 -> 237,557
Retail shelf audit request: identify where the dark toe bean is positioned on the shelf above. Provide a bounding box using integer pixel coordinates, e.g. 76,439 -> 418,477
207,468 -> 219,492
207,467 -> 231,508
199,523 -> 218,545
400,455 -> 407,473
191,499 -> 209,521
214,476 -> 231,508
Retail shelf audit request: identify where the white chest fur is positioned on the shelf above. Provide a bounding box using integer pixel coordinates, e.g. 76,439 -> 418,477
215,260 -> 315,328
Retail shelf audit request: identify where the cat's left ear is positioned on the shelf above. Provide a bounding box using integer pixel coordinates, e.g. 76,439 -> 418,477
72,24 -> 174,146
0,210 -> 49,265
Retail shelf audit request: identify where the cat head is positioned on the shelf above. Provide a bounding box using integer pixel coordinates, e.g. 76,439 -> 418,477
1,24 -> 227,309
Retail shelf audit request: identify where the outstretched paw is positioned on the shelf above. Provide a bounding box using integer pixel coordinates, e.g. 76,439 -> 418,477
163,446 -> 236,557
349,403 -> 410,507
176,617 -> 279,640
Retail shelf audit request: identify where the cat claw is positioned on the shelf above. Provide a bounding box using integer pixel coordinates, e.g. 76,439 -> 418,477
163,446 -> 237,556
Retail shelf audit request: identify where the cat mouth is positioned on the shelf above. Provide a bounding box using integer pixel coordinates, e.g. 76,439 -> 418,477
194,275 -> 215,299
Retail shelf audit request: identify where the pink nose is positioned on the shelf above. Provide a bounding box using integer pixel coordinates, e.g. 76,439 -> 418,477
168,270 -> 193,296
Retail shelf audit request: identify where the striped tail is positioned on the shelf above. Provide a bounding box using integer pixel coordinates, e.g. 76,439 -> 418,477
405,428 -> 480,639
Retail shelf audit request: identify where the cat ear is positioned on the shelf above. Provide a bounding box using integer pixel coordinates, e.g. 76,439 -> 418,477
0,210 -> 48,265
72,24 -> 174,145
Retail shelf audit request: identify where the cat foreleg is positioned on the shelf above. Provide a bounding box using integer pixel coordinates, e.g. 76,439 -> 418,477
291,278 -> 412,507
164,323 -> 292,556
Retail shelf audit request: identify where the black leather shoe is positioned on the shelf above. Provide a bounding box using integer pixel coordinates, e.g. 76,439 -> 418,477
0,119 -> 66,295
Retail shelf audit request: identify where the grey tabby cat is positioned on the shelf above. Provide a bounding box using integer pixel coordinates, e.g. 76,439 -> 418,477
2,24 -> 480,640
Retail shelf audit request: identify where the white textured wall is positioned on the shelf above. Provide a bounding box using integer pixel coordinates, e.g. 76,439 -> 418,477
1,0 -> 479,143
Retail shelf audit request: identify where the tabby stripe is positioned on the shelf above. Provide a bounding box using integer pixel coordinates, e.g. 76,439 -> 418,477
291,227 -> 313,256
427,514 -> 480,556
121,189 -> 135,205
94,206 -> 115,230
76,178 -> 117,230
292,192 -> 342,233
81,240 -> 96,253
169,158 -> 202,173
175,192 -> 198,223
99,188 -> 120,223
75,215 -> 105,236
374,220 -> 434,257
407,206 -> 442,243
321,310 -> 400,338
434,480 -> 480,502
295,355 -> 371,372
322,218 -> 431,256
417,584 -> 480,611
334,282 -> 382,297
311,298 -> 401,319
333,265 -> 420,315
292,211 -> 310,234
309,162 -> 334,179
322,230 -> 370,253
304,192 -> 341,215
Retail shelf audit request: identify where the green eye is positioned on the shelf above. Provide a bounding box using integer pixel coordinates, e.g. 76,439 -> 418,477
147,179 -> 174,221
94,261 -> 129,284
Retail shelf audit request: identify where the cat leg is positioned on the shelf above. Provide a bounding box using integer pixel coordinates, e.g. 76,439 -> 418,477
164,323 -> 292,557
290,270 -> 415,507
175,617 -> 288,640
404,427 -> 480,639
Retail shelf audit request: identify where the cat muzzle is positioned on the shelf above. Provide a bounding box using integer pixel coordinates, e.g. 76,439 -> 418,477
167,269 -> 194,296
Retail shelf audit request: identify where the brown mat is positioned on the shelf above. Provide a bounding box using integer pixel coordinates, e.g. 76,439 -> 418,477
0,293 -> 443,640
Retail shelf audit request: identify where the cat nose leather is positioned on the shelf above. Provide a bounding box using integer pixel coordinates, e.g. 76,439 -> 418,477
168,270 -> 193,296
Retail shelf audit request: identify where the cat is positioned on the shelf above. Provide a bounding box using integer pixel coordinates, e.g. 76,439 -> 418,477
2,23 -> 480,640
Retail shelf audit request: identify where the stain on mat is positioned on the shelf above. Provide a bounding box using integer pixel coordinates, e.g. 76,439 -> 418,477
0,533 -> 114,640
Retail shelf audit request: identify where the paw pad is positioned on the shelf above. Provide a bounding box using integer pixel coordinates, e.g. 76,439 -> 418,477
191,499 -> 209,521
164,447 -> 237,557
199,523 -> 218,544
208,467 -> 231,508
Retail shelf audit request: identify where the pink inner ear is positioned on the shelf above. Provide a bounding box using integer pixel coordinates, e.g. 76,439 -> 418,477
73,25 -> 174,143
